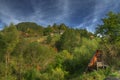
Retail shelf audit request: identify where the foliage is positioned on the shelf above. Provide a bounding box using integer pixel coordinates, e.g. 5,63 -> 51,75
23,42 -> 56,69
43,25 -> 53,36
3,23 -> 19,52
71,68 -> 120,80
96,12 -> 120,44
62,37 -> 100,78
24,69 -> 40,80
0,14 -> 119,80
56,29 -> 81,53
46,35 -> 52,44
96,12 -> 120,67
16,22 -> 43,37
0,33 -> 7,60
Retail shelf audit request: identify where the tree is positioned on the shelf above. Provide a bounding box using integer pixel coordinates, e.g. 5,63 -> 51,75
3,23 -> 19,54
58,23 -> 67,34
43,25 -> 53,36
96,12 -> 120,44
23,42 -> 56,70
46,35 -> 52,44
0,32 -> 7,61
2,23 -> 20,80
95,12 -> 120,66
78,29 -> 93,38
56,29 -> 81,53
52,23 -> 59,33
16,22 -> 43,36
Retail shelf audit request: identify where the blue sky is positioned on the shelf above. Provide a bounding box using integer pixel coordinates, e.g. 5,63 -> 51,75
0,0 -> 120,32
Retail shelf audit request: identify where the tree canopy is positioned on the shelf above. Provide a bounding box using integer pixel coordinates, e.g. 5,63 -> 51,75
96,12 -> 120,43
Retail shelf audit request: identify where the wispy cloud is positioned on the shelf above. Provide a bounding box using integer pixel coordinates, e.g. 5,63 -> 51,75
0,0 -> 120,31
76,0 -> 120,32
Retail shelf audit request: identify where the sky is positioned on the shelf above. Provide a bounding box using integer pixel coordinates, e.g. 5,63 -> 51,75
0,0 -> 120,32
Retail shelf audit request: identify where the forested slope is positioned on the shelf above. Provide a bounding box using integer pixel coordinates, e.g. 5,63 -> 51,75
0,12 -> 120,80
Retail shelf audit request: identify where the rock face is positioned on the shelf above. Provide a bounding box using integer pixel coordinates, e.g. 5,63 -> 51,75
104,77 -> 120,80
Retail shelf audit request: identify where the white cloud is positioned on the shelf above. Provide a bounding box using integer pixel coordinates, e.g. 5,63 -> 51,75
76,0 -> 120,32
0,0 -> 120,31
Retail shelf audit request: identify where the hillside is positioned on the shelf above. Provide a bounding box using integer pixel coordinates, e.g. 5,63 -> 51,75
0,12 -> 120,80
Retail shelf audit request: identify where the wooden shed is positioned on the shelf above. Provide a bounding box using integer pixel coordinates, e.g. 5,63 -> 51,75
86,50 -> 107,71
